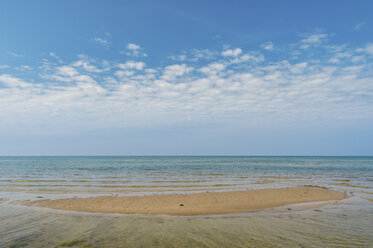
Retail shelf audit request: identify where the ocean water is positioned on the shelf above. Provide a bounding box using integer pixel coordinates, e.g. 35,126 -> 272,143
0,156 -> 372,247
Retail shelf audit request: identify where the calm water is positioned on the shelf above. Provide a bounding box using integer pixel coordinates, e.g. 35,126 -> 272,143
0,156 -> 372,247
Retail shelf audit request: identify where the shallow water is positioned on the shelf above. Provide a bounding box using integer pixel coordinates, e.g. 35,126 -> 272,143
0,156 -> 372,200
1,198 -> 372,248
0,156 -> 372,247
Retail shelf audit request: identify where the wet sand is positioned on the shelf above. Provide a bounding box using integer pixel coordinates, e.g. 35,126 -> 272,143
24,186 -> 346,215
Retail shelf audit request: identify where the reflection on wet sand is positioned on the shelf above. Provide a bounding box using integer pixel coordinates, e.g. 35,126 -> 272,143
331,183 -> 373,189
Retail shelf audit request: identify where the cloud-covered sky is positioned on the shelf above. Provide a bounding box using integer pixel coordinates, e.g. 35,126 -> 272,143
0,0 -> 372,155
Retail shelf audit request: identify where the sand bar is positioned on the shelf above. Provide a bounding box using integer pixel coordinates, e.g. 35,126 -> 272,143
24,186 -> 346,215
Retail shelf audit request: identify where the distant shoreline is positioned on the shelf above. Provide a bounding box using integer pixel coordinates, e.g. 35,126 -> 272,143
24,186 -> 346,216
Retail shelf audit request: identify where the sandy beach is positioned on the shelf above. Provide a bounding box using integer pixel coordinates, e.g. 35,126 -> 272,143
24,186 -> 346,215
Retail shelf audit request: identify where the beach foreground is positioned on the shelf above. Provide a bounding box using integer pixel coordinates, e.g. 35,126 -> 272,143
24,186 -> 346,215
1,157 -> 372,247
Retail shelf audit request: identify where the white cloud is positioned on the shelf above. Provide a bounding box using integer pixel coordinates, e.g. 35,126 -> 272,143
114,61 -> 146,79
72,60 -> 102,73
49,52 -> 63,63
124,43 -> 147,57
328,51 -> 352,64
169,54 -> 187,61
117,61 -> 146,70
114,70 -> 135,78
15,65 -> 33,71
351,55 -> 365,63
41,65 -> 97,84
94,37 -> 109,47
166,49 -> 218,64
261,42 -> 274,51
127,43 -> 140,50
365,43 -> 373,55
161,64 -> 193,81
145,68 -> 157,74
301,33 -> 327,44
191,49 -> 217,61
57,66 -> 79,77
221,48 -> 242,57
300,33 -> 328,49
1,34 -> 373,134
0,74 -> 33,88
0,65 -> 11,69
231,53 -> 264,64
328,58 -> 340,64
289,62 -> 307,73
199,62 -> 226,75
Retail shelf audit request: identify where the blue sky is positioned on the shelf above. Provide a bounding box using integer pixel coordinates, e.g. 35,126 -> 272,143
0,0 -> 372,155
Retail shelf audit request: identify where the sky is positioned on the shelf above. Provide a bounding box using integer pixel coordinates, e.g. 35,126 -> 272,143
0,0 -> 373,156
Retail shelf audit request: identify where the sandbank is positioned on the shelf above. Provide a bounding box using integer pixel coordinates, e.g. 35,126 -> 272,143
23,186 -> 346,215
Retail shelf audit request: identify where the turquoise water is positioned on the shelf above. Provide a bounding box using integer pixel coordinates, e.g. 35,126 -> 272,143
0,156 -> 372,247
0,156 -> 372,200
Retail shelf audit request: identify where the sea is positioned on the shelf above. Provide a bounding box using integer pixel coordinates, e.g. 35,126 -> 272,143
0,156 -> 372,247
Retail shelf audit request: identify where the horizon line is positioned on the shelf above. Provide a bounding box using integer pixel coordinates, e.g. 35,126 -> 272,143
0,155 -> 372,157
